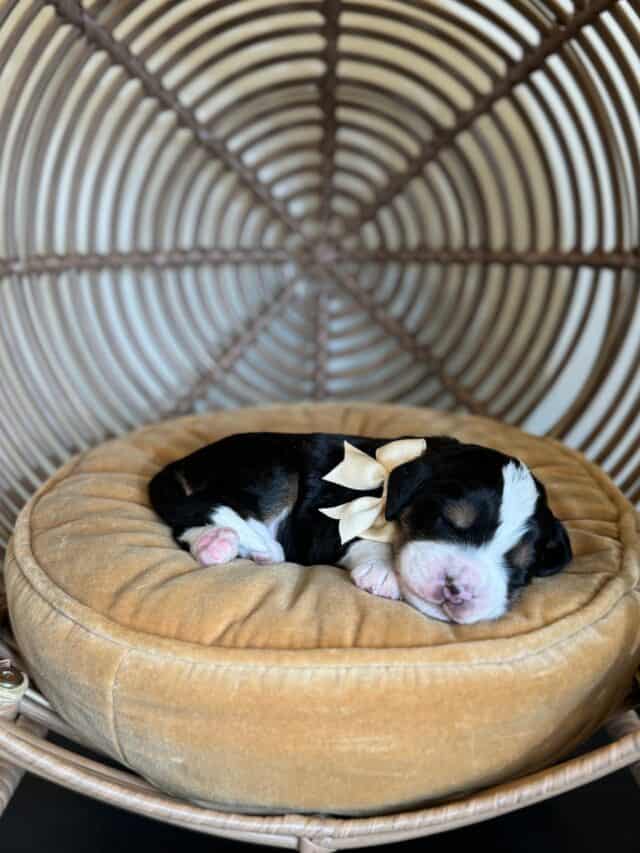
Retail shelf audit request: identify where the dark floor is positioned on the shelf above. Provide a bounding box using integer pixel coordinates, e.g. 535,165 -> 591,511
2,729 -> 637,853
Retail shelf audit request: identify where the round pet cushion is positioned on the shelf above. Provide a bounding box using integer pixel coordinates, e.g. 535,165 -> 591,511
5,404 -> 640,816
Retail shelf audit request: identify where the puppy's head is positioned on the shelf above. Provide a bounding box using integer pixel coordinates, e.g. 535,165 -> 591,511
386,437 -> 572,624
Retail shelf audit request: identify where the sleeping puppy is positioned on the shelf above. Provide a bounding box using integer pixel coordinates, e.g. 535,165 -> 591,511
149,432 -> 572,624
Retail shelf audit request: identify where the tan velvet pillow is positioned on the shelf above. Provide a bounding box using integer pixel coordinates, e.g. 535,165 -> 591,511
5,404 -> 640,816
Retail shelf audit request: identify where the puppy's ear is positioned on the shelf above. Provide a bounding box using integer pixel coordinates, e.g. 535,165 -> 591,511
533,516 -> 572,576
385,458 -> 431,520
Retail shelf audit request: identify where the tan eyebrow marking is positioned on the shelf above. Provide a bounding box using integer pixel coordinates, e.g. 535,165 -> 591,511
444,500 -> 477,529
175,469 -> 193,496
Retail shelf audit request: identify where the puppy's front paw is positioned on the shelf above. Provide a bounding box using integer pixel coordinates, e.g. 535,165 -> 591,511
350,562 -> 401,600
192,527 -> 239,566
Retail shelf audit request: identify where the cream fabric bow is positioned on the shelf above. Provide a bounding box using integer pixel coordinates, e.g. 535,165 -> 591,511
318,438 -> 427,544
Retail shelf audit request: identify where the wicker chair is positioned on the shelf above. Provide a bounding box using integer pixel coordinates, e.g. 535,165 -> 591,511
1,1 -> 639,848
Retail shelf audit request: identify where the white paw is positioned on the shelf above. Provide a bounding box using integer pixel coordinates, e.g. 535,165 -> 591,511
351,561 -> 401,600
192,527 -> 239,566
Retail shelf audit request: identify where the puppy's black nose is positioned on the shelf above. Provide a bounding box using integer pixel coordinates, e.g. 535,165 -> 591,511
446,580 -> 460,596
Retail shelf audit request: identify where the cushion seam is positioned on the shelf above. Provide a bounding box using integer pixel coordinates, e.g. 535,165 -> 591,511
109,650 -> 130,764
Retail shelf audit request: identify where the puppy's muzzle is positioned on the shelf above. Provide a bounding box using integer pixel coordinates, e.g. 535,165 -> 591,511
397,541 -> 507,624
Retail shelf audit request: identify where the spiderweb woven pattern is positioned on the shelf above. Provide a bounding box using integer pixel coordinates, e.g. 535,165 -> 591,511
0,0 -> 639,554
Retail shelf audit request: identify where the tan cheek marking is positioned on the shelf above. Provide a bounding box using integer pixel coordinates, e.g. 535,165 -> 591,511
510,540 -> 535,569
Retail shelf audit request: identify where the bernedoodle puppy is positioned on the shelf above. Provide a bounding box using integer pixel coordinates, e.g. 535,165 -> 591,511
149,431 -> 572,624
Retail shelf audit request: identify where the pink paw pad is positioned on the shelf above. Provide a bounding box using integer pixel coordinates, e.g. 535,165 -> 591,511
192,527 -> 239,566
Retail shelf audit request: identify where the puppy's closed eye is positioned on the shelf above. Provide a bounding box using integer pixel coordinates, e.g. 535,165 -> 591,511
443,499 -> 477,529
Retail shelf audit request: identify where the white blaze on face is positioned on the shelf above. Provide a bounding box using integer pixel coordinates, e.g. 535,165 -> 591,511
397,460 -> 539,624
482,460 -> 539,568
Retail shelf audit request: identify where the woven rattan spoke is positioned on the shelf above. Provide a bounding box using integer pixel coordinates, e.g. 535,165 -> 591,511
335,248 -> 640,269
3,247 -> 636,281
334,0 -> 620,242
313,288 -> 331,399
0,248 -> 291,277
